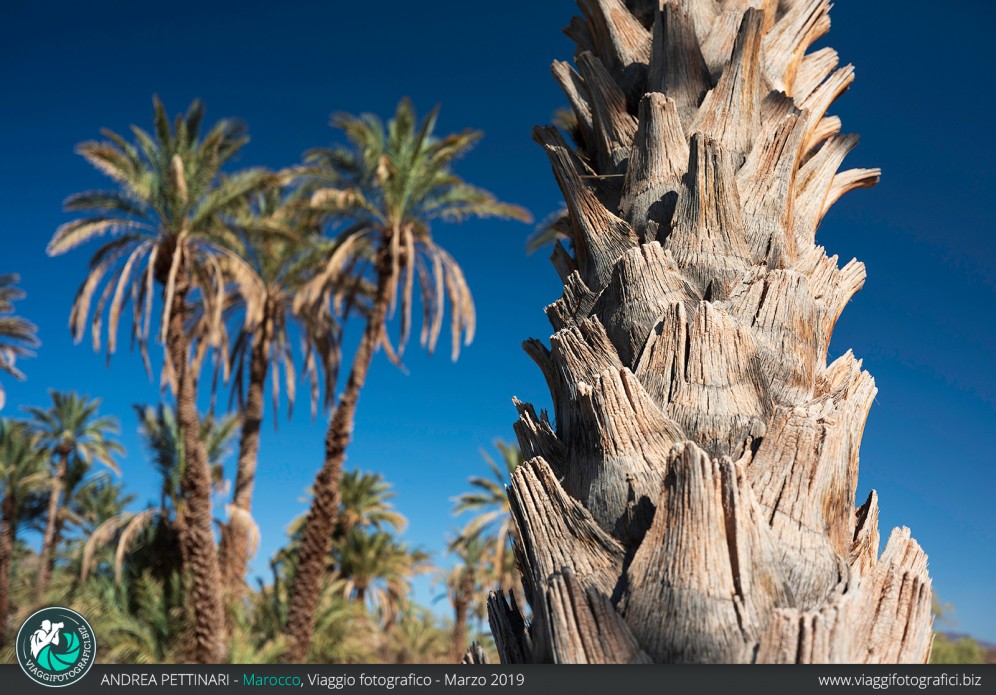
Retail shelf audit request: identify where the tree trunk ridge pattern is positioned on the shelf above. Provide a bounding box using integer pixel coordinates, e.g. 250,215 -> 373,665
489,0 -> 933,664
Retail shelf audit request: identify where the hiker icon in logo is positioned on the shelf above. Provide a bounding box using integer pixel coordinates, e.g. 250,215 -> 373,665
16,607 -> 96,687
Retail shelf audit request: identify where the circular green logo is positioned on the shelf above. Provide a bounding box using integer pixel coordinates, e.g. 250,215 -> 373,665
16,607 -> 96,687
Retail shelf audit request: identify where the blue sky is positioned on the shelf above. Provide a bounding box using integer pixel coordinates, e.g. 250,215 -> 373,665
2,1 -> 993,641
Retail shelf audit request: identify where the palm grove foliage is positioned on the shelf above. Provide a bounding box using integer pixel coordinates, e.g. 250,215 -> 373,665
0,95 -> 532,663
488,0 -> 933,665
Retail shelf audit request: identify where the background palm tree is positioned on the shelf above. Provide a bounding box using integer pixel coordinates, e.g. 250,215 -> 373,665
282,469 -> 419,630
452,441 -> 521,599
0,275 -> 39,411
283,98 -> 531,661
334,529 -> 430,628
218,185 -> 346,597
0,420 -> 47,646
82,404 -> 237,583
47,97 -> 272,662
491,0 -> 933,664
25,390 -> 123,594
335,470 -> 406,538
443,532 -> 491,663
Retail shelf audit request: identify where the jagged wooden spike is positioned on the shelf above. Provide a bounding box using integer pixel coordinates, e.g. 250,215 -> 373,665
553,61 -> 597,155
623,444 -> 790,663
577,0 -> 652,105
726,269 -> 819,405
691,8 -> 764,163
648,4 -> 712,126
501,0 -> 932,664
533,126 -> 639,288
593,242 -> 694,367
621,95 -> 688,240
665,133 -> 751,295
570,367 -> 683,540
576,52 -> 640,173
763,0 -> 831,94
735,110 -> 806,265
663,302 -> 771,458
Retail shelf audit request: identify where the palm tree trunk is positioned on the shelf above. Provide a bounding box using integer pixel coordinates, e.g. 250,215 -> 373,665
165,274 -> 226,664
452,569 -> 474,662
284,234 -> 395,663
220,312 -> 270,597
0,495 -> 15,649
36,452 -> 68,596
490,1 -> 932,664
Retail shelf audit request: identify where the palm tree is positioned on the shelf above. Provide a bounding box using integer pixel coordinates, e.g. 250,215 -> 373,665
25,391 -> 123,595
453,441 -> 521,597
283,98 -> 531,660
82,405 -> 238,589
0,275 -> 39,411
255,557 -> 373,664
335,470 -> 406,538
218,186 -> 345,597
69,473 -> 135,539
491,1 -> 933,664
0,420 -> 47,646
444,532 -> 491,663
334,529 -> 430,628
47,98 -> 271,662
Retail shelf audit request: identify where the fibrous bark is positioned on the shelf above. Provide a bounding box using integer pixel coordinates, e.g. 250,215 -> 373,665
166,273 -> 226,664
491,0 -> 932,664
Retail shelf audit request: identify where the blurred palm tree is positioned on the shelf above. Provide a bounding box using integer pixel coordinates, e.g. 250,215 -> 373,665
218,185 -> 350,597
25,391 -> 123,594
0,275 -> 39,411
384,606 -> 451,664
0,420 -> 47,646
70,474 -> 135,538
255,557 -> 373,664
334,528 -> 430,628
335,470 -> 406,538
47,97 -> 273,661
443,532 -> 492,662
453,441 -> 521,597
283,98 -> 531,661
82,404 -> 239,585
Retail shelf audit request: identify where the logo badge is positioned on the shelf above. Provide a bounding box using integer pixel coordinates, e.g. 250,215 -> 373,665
16,607 -> 96,688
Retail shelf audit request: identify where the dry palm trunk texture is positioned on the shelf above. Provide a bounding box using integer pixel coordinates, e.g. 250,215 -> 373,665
490,0 -> 933,664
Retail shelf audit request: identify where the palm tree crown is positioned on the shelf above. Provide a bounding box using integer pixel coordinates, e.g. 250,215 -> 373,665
226,185 -> 347,418
47,97 -> 271,375
26,391 -> 123,471
453,441 -> 521,593
298,98 -> 532,359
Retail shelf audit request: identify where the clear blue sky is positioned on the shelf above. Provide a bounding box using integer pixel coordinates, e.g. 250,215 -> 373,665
2,1 -> 993,641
